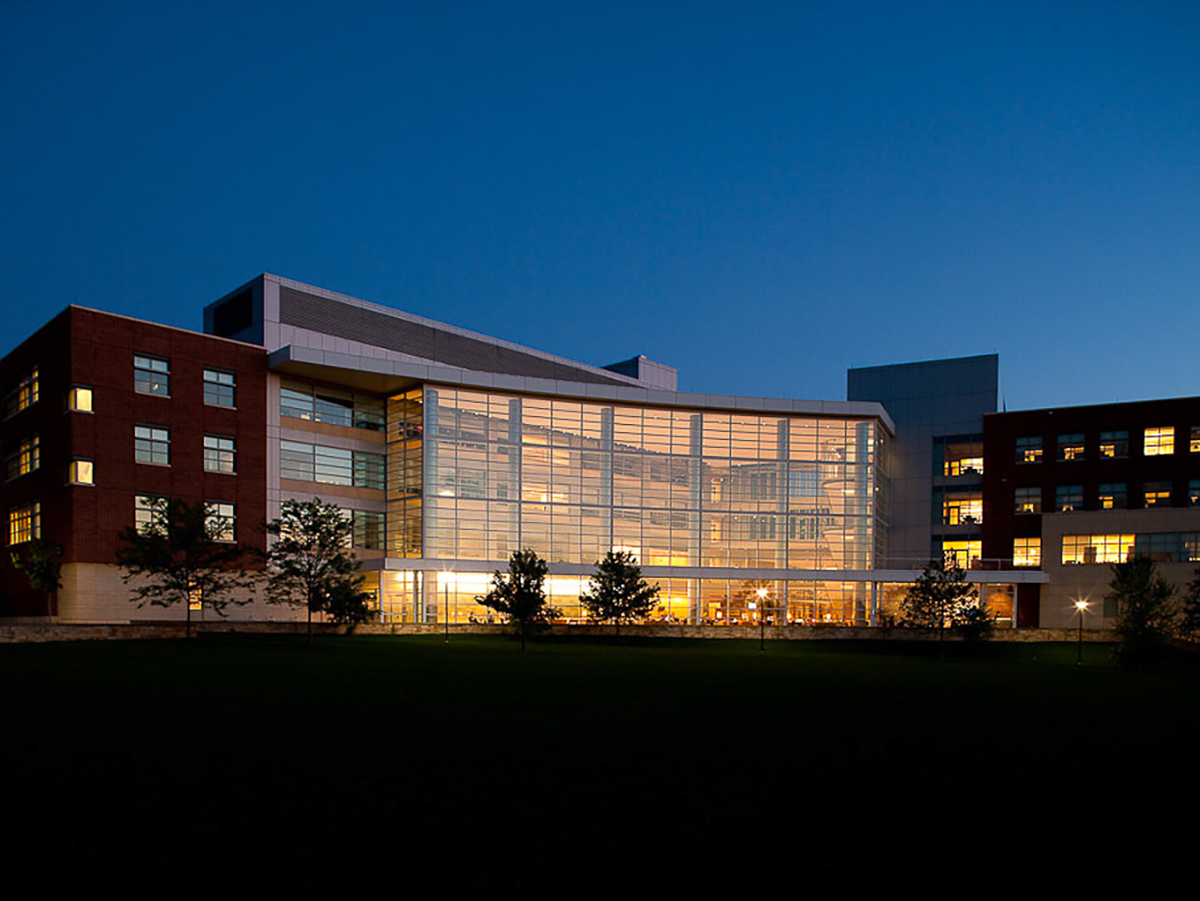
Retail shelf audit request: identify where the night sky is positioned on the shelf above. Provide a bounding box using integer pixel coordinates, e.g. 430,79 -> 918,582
3,1 -> 1197,410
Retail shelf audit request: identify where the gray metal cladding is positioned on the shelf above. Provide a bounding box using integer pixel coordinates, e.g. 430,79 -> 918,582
279,287 -> 628,385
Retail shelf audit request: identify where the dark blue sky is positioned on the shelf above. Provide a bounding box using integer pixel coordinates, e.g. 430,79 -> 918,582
3,1 -> 1197,409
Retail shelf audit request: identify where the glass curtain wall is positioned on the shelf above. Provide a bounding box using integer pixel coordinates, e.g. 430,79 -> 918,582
379,384 -> 887,624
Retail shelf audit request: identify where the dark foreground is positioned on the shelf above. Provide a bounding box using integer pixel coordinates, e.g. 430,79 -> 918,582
2,636 -> 1195,896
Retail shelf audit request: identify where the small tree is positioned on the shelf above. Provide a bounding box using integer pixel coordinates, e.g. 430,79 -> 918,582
10,537 -> 63,619
477,548 -> 558,650
324,579 -> 375,627
265,498 -> 365,642
1109,555 -> 1178,667
580,550 -> 661,637
901,558 -> 979,649
116,498 -> 255,637
1179,565 -> 1200,642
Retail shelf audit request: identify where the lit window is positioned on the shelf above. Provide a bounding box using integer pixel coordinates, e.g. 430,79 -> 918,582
1015,436 -> 1042,464
135,495 -> 168,535
1189,480 -> 1200,507
1062,533 -> 1134,565
6,435 -> 39,480
66,385 -> 93,413
1191,426 -> 1200,454
942,442 -> 983,476
5,367 -> 39,418
941,539 -> 980,569
203,369 -> 236,407
1144,481 -> 1171,508
1144,427 -> 1174,456
1098,483 -> 1127,510
1013,538 -> 1041,567
942,493 -> 982,526
135,425 -> 170,466
1056,485 -> 1083,512
8,501 -> 40,545
1057,433 -> 1085,462
134,355 -> 170,396
68,458 -> 94,485
1014,487 -> 1041,514
205,502 -> 236,542
1099,430 -> 1128,459
203,435 -> 236,473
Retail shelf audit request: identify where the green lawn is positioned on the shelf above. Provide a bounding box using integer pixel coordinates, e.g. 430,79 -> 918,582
2,635 -> 1196,895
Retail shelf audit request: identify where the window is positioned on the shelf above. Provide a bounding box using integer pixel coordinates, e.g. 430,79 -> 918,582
1055,485 -> 1083,512
354,396 -> 386,432
135,425 -> 170,465
1144,427 -> 1174,456
315,445 -> 353,485
203,369 -> 236,407
1057,433 -> 1085,462
5,367 -> 39,418
8,501 -> 40,544
135,495 -> 168,535
354,451 -> 386,491
205,502 -> 235,542
1013,538 -> 1041,567
1143,481 -> 1171,508
1015,436 -> 1042,464
203,435 -> 236,473
1014,487 -> 1041,514
66,385 -> 93,413
281,440 -> 384,489
6,435 -> 39,480
280,380 -> 385,432
941,539 -> 980,569
1192,426 -> 1200,454
68,458 -> 94,485
1098,483 -> 1127,510
1099,430 -> 1128,459
942,492 -> 982,525
352,509 -> 385,550
1190,480 -> 1200,508
134,355 -> 170,396
1062,533 -> 1134,565
942,441 -> 983,477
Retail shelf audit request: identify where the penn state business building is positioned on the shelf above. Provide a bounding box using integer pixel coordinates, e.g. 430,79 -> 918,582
5,273 -> 1195,629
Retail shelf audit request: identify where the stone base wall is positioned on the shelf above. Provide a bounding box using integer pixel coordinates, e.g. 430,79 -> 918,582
0,620 -> 1118,644
56,563 -> 305,624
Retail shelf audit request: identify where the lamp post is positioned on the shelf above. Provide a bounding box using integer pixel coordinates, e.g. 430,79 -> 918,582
757,587 -> 768,652
1074,598 -> 1088,665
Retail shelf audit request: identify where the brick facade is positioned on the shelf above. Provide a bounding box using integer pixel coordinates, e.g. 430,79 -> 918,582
1,307 -> 268,617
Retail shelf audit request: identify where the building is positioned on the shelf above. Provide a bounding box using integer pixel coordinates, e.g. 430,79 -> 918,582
848,355 -> 997,570
3,274 -> 1042,625
983,398 -> 1200,628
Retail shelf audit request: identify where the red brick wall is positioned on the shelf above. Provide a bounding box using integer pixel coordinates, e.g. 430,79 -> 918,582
1,307 -> 268,616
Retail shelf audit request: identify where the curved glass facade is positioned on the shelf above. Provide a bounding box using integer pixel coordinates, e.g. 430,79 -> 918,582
380,384 -> 892,624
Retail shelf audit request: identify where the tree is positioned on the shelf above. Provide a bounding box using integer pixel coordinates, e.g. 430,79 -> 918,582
324,578 -> 375,627
264,498 -> 367,642
10,537 -> 63,619
900,558 -> 979,648
116,498 -> 255,637
579,550 -> 661,636
476,548 -> 558,650
1109,555 -> 1178,667
1179,565 -> 1200,642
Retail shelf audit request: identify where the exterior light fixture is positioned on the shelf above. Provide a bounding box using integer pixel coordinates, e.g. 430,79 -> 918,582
1073,598 -> 1089,665
756,587 -> 768,652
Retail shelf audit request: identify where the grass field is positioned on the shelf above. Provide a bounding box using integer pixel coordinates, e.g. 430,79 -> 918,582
2,635 -> 1197,895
